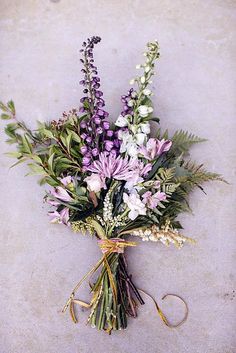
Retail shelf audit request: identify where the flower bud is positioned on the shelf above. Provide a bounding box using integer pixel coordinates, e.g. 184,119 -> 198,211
104,140 -> 114,151
82,156 -> 91,166
103,121 -> 110,130
106,130 -> 113,137
92,148 -> 99,156
80,146 -> 88,155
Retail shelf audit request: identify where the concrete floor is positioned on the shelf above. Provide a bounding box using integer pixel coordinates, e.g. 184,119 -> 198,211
0,1 -> 235,353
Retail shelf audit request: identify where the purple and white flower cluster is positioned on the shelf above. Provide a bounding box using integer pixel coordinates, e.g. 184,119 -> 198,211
47,37 -> 172,224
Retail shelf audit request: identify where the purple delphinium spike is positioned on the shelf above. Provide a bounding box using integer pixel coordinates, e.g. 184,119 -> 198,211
78,36 -> 120,168
120,88 -> 138,117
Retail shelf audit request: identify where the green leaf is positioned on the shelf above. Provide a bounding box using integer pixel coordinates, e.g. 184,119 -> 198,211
26,163 -> 47,176
38,176 -> 59,187
5,151 -> 22,158
10,157 -> 27,168
70,130 -> 81,144
47,152 -> 55,173
1,113 -> 11,120
65,132 -> 72,150
21,135 -> 33,154
89,219 -> 106,239
171,130 -> 206,155
7,100 -> 15,114
31,155 -> 42,164
143,116 -> 160,124
4,123 -> 18,138
0,102 -> 8,112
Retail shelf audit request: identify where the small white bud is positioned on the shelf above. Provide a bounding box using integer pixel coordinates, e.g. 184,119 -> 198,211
140,76 -> 145,84
143,88 -> 151,96
127,100 -> 133,107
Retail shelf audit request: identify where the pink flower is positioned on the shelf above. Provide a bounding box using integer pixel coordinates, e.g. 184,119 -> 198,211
142,191 -> 166,209
60,176 -> 73,186
84,173 -> 106,193
88,152 -> 133,180
130,160 -> 152,177
124,159 -> 152,190
139,138 -> 172,160
48,207 -> 70,225
48,176 -> 74,204
50,186 -> 72,202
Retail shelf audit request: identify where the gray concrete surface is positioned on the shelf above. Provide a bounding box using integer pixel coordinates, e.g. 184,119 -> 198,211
0,1 -> 235,353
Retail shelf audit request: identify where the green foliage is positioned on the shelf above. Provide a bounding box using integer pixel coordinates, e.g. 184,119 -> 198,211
157,128 -> 206,157
0,101 -> 84,185
171,130 -> 206,156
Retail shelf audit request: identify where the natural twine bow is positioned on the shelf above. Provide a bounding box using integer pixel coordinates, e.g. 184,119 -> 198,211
62,238 -> 188,329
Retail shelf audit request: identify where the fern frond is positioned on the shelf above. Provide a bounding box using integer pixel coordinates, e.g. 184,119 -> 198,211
171,130 -> 206,155
176,160 -> 226,186
157,167 -> 176,183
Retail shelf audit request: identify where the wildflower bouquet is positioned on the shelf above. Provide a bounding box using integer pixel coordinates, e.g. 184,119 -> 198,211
0,36 -> 224,333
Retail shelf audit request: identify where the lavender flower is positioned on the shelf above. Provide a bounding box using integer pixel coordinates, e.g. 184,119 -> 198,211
120,88 -> 138,117
87,152 -> 151,183
48,208 -> 70,225
78,36 -> 119,167
87,152 -> 133,180
139,138 -> 172,160
142,191 -> 166,209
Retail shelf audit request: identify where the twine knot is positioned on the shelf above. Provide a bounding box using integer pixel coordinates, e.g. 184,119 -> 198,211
98,238 -> 136,254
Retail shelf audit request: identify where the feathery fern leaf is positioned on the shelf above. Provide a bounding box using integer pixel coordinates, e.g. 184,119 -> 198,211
170,130 -> 206,156
175,160 -> 226,187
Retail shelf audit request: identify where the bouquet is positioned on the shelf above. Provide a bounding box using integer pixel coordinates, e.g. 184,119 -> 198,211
0,36 -> 224,333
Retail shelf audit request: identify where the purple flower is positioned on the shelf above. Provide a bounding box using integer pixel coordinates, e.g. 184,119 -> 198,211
119,88 -> 138,117
49,186 -> 72,202
106,130 -> 113,137
92,148 -> 99,156
139,138 -> 172,160
96,127 -> 103,134
103,121 -> 110,130
82,156 -> 91,166
81,133 -> 87,140
80,121 -> 87,129
142,191 -> 167,209
86,136 -> 92,144
94,116 -> 101,124
87,152 -> 133,180
80,146 -> 88,155
104,140 -> 114,151
48,207 -> 70,225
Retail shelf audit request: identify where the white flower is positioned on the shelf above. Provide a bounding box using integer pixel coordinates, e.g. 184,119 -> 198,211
118,131 -> 133,152
137,105 -> 153,118
125,174 -> 144,191
143,88 -> 151,96
127,143 -> 138,157
129,79 -> 135,85
135,133 -> 146,146
123,192 -> 147,220
118,131 -> 139,157
84,174 -> 105,193
130,125 -> 138,134
115,115 -> 128,127
136,64 -> 141,69
127,100 -> 134,107
140,122 -> 150,134
140,76 -> 146,84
